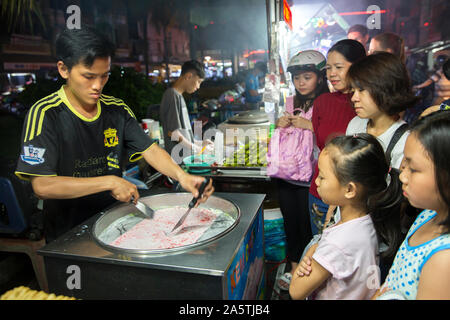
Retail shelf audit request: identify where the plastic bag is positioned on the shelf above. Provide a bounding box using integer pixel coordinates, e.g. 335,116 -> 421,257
266,124 -> 315,182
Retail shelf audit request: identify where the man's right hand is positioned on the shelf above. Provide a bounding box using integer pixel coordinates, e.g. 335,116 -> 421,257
108,176 -> 140,203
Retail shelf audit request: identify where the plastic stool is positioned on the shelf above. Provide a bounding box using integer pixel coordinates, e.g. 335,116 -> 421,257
0,237 -> 48,292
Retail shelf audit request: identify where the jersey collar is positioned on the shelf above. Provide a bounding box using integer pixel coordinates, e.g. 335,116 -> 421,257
58,85 -> 102,122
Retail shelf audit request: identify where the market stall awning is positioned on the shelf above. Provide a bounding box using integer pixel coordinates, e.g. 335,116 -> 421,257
1,53 -> 56,72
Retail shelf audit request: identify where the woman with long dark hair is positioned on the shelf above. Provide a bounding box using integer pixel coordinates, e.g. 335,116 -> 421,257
308,39 -> 366,236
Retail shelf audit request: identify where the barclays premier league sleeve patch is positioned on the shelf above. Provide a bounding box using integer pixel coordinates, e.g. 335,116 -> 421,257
20,145 -> 46,165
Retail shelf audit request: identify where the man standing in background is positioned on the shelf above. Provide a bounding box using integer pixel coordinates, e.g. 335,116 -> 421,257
159,60 -> 212,162
244,61 -> 267,109
347,24 -> 370,50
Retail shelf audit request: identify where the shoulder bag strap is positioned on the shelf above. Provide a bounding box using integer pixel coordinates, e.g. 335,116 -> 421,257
385,123 -> 409,165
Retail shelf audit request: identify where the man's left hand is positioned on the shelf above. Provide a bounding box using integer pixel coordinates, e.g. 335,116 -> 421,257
178,173 -> 214,206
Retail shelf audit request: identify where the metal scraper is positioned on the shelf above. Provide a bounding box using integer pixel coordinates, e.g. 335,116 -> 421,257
169,177 -> 211,234
131,196 -> 155,219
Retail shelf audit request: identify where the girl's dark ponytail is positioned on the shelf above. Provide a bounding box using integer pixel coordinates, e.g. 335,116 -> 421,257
367,168 -> 404,262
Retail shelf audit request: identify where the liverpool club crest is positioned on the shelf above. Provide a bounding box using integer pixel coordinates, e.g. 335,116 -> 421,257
103,128 -> 119,147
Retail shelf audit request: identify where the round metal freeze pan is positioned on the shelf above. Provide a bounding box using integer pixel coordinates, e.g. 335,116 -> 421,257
92,193 -> 241,256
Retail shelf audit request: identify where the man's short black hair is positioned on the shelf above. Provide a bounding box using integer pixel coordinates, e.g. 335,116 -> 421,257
347,24 -> 368,37
181,60 -> 205,79
254,61 -> 267,74
55,26 -> 116,70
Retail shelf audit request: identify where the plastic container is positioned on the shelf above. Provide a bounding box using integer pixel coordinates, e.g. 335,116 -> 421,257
263,208 -> 286,262
182,154 -> 216,174
142,119 -> 161,142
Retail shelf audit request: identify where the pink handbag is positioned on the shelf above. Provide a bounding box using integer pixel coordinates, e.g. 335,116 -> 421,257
267,108 -> 315,182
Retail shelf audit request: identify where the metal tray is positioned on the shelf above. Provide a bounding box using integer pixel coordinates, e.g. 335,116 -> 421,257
92,193 -> 240,255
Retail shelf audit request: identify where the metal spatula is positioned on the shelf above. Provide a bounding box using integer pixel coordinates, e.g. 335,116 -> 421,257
169,177 -> 211,234
131,196 -> 155,219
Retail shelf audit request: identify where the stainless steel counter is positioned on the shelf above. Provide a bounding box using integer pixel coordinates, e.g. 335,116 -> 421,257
38,191 -> 266,300
185,166 -> 271,181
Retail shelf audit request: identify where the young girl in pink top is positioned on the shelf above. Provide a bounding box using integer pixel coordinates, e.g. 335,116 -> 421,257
289,133 -> 403,300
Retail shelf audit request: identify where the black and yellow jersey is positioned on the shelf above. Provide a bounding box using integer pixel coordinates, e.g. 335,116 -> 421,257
16,85 -> 155,181
15,85 -> 155,241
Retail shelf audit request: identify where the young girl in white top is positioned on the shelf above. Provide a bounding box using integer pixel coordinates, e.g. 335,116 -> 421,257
345,52 -> 420,169
375,110 -> 450,300
289,133 -> 403,300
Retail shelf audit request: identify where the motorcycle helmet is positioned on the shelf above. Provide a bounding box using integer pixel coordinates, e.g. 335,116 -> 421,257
287,50 -> 326,75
